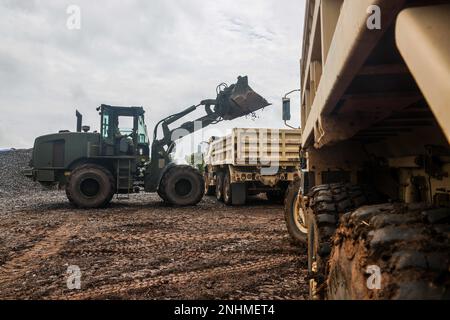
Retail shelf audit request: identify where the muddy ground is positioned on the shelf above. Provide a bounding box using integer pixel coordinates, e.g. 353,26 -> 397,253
0,191 -> 309,300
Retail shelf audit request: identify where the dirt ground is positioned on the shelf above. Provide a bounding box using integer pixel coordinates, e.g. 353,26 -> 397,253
0,191 -> 309,300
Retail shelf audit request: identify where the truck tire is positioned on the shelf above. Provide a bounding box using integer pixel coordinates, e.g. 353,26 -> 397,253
159,165 -> 204,206
327,204 -> 450,300
216,172 -> 224,202
223,171 -> 232,205
204,172 -> 215,196
266,190 -> 285,204
306,183 -> 380,299
66,164 -> 115,208
284,179 -> 307,244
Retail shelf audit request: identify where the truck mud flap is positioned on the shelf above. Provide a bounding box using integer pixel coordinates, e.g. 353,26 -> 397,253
231,183 -> 247,205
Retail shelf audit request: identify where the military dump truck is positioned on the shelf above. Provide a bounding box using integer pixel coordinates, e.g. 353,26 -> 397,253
283,1 -> 450,299
203,128 -> 302,205
24,76 -> 269,208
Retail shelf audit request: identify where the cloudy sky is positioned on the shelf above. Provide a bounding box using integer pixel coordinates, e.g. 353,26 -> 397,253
0,0 -> 305,154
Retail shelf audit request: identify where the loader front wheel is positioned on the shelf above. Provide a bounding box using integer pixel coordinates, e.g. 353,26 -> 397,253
159,165 -> 204,206
157,187 -> 168,202
66,164 -> 115,208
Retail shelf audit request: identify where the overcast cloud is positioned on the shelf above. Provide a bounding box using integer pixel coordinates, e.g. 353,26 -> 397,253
0,0 -> 305,152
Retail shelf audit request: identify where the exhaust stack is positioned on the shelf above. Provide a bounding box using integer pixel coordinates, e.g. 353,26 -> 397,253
76,110 -> 82,132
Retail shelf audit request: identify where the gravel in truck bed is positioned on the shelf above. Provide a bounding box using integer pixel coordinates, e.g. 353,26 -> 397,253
0,150 -> 308,300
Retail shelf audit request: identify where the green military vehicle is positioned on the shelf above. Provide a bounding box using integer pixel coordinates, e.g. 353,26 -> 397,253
25,76 -> 269,208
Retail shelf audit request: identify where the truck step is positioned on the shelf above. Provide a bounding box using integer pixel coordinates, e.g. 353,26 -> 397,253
116,159 -> 133,199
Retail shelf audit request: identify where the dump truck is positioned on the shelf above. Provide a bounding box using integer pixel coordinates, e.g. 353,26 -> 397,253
283,1 -> 450,299
203,128 -> 302,205
24,76 -> 270,208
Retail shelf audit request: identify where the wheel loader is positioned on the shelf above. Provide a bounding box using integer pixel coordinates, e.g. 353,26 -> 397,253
283,1 -> 450,299
24,76 -> 269,208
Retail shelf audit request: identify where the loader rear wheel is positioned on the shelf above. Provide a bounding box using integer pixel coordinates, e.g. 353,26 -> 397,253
66,164 -> 115,209
284,179 -> 307,244
327,204 -> 450,300
216,173 -> 224,202
159,165 -> 204,206
306,183 -> 381,299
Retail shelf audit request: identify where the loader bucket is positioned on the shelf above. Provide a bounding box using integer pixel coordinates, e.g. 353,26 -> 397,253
216,76 -> 270,120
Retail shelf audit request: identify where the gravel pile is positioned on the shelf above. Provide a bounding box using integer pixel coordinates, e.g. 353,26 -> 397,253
0,149 -> 45,198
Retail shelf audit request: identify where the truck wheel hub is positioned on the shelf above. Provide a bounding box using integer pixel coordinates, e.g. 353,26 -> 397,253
294,195 -> 308,234
80,178 -> 100,197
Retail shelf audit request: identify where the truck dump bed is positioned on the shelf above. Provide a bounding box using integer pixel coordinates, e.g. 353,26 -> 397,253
300,0 -> 450,149
206,128 -> 302,167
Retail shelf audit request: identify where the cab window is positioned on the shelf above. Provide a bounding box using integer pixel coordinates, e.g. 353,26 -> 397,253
102,113 -> 110,138
138,115 -> 148,143
118,116 -> 134,136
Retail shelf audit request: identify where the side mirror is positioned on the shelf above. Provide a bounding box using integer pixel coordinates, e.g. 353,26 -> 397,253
282,98 -> 291,121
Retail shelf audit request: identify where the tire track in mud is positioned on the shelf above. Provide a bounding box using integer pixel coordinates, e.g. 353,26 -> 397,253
0,216 -> 85,293
68,231 -> 281,255
98,230 -> 276,243
57,256 -> 297,300
0,193 -> 309,300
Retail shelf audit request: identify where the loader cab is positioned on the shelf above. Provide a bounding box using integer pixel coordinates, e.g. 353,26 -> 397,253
98,104 -> 149,158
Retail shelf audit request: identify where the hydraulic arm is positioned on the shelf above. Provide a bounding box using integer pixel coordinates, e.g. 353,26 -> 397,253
146,75 -> 270,192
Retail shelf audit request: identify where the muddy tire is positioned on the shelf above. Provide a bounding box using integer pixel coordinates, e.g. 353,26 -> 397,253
157,171 -> 169,203
157,187 -> 168,202
159,165 -> 204,206
223,171 -> 232,206
327,204 -> 450,300
306,183 -> 380,299
284,179 -> 307,244
266,190 -> 285,204
216,172 -> 224,202
66,164 -> 115,209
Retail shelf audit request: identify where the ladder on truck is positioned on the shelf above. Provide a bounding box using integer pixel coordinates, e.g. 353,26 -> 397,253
116,158 -> 132,200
